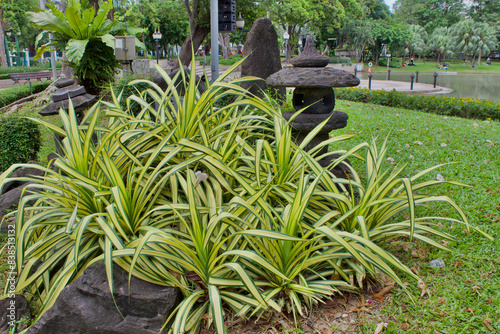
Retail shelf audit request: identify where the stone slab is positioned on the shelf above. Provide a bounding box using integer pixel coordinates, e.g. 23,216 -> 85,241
267,67 -> 360,88
55,79 -> 75,89
282,110 -> 348,133
39,94 -> 97,117
50,85 -> 86,102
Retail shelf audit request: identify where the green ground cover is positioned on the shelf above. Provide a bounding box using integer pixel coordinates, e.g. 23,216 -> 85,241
332,100 -> 499,333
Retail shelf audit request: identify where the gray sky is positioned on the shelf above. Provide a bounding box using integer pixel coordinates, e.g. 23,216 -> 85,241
385,0 -> 397,12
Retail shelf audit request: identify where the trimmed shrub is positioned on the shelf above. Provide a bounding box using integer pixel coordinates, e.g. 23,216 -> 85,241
0,116 -> 41,171
0,81 -> 53,108
335,87 -> 500,120
0,63 -> 62,75
329,56 -> 352,65
378,57 -> 402,68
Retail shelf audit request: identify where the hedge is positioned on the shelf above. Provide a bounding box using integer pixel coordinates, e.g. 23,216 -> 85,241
0,81 -> 53,109
335,87 -> 500,121
0,116 -> 41,172
0,63 -> 62,75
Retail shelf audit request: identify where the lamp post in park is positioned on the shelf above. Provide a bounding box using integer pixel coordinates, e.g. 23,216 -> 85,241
381,43 -> 391,80
283,31 -> 290,67
153,29 -> 162,64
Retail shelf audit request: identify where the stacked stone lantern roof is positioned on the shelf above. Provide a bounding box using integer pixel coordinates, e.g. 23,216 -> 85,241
266,36 -> 360,171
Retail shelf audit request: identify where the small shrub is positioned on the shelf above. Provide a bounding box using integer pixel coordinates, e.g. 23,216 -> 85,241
0,116 -> 41,171
329,56 -> 352,65
72,40 -> 121,95
0,63 -> 62,75
335,87 -> 500,120
0,81 -> 52,108
378,57 -> 402,68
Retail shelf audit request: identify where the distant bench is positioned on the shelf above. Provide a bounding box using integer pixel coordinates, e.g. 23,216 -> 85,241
10,71 -> 61,84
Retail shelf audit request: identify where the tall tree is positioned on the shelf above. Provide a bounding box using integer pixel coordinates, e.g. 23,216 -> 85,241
121,0 -> 188,58
428,26 -> 453,66
451,19 -> 475,67
394,0 -> 465,34
470,22 -> 498,65
0,0 -> 37,67
175,0 -> 262,69
408,24 -> 428,60
266,0 -> 361,60
468,1 -> 500,41
369,20 -> 411,64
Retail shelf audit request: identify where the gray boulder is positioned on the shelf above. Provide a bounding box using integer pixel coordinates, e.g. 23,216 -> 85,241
0,295 -> 32,334
0,183 -> 35,234
26,262 -> 183,334
1,164 -> 45,195
241,17 -> 285,99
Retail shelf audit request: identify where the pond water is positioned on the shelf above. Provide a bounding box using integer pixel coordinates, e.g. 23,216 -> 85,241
359,72 -> 500,102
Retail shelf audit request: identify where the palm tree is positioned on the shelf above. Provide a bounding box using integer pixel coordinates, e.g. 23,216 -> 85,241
429,27 -> 454,67
471,22 -> 498,65
451,19 -> 476,68
409,25 -> 428,61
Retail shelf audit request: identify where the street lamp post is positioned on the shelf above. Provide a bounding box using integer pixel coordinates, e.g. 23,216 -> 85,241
235,14 -> 249,62
283,31 -> 289,68
152,29 -> 162,65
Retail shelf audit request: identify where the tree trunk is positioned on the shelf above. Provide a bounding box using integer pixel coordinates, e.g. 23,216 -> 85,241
477,50 -> 482,65
436,53 -> 440,67
175,24 -> 209,69
89,0 -> 114,20
0,20 -> 7,67
219,32 -> 230,59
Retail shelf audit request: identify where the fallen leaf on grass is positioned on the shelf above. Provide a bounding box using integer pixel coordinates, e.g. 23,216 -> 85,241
487,295 -> 492,304
418,248 -> 427,258
417,280 -> 427,297
374,322 -> 388,334
466,307 -> 476,315
463,279 -> 474,284
440,240 -> 449,246
436,222 -> 443,228
411,250 -> 419,258
372,286 -> 393,303
454,261 -> 462,268
484,316 -> 493,332
330,274 -> 340,280
402,243 -> 413,252
472,285 -> 482,296
401,323 -> 410,331
411,265 -> 419,275
436,297 -> 446,306
481,273 -> 491,279
435,312 -> 448,316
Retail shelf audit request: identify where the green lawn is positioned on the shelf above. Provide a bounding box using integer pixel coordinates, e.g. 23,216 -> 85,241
370,59 -> 500,74
332,99 -> 499,333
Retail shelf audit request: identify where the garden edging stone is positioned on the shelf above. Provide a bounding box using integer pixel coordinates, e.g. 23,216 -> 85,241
26,262 -> 183,334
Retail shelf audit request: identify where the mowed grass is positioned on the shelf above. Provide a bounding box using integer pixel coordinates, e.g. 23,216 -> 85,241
370,59 -> 500,74
332,99 -> 499,333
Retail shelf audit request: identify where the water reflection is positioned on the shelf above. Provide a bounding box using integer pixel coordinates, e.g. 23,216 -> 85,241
359,72 -> 500,101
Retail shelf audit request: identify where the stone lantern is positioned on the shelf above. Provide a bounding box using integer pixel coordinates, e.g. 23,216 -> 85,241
266,36 -> 360,170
